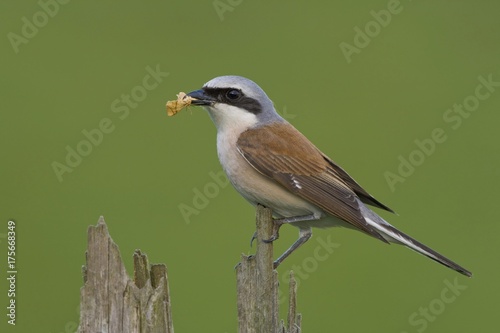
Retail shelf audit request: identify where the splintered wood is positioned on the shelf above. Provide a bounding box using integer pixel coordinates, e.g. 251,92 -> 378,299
77,217 -> 174,333
166,92 -> 193,116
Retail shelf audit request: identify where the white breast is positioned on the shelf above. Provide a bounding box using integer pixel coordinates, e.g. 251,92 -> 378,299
210,108 -> 324,220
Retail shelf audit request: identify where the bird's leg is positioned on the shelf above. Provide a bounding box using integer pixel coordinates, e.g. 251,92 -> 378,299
273,227 -> 313,268
263,214 -> 319,243
250,213 -> 318,247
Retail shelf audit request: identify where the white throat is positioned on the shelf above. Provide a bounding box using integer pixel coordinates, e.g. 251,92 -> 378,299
204,103 -> 259,135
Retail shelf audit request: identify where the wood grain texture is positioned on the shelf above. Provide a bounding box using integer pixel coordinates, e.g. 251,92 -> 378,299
236,205 -> 302,333
78,211 -> 301,332
77,216 -> 174,333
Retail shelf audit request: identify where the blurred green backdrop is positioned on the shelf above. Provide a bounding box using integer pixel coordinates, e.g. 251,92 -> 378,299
1,1 -> 499,332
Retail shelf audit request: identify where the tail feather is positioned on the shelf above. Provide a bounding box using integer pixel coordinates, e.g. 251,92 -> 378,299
358,200 -> 472,277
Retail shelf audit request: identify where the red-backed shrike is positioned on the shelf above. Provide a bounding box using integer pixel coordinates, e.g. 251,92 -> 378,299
181,75 -> 471,277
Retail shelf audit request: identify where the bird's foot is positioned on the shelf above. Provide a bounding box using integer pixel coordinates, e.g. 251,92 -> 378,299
263,218 -> 284,243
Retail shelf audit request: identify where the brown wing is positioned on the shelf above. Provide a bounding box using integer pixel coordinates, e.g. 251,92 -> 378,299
236,122 -> 389,243
320,153 -> 395,213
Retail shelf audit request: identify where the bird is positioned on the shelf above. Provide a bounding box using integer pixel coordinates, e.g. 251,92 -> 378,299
182,75 -> 472,277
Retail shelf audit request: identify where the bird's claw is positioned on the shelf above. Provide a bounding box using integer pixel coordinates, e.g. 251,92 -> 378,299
263,233 -> 279,243
263,219 -> 283,243
249,218 -> 283,245
250,231 -> 257,247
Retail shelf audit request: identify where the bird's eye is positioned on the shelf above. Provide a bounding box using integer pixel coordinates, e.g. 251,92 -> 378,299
226,89 -> 241,100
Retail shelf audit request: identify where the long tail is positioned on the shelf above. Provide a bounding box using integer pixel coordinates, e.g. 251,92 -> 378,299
358,200 -> 472,277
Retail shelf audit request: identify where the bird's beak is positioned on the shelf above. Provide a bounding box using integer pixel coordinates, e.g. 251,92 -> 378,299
187,89 -> 215,106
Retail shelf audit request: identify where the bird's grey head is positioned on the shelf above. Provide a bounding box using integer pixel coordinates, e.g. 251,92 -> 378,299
187,76 -> 284,132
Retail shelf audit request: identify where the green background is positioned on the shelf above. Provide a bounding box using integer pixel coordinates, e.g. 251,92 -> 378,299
1,1 -> 499,332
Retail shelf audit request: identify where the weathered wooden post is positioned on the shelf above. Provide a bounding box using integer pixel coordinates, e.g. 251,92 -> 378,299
236,205 -> 302,333
77,208 -> 302,332
77,217 -> 174,333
